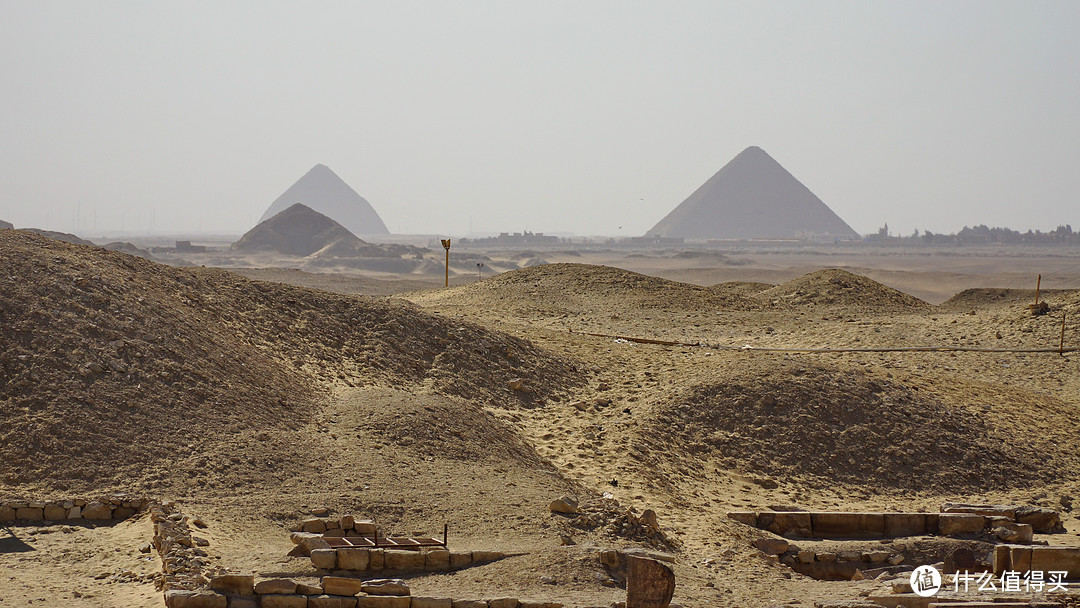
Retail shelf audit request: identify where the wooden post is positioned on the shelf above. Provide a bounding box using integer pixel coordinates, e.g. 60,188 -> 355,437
1035,274 -> 1042,305
440,239 -> 451,287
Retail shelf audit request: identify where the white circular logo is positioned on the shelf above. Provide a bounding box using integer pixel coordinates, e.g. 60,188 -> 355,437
910,565 -> 942,597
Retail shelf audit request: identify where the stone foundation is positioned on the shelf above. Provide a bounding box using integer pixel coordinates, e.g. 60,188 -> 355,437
0,495 -> 150,522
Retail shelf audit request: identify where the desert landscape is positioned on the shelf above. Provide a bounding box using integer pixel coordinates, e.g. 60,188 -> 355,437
2,222 -> 1080,607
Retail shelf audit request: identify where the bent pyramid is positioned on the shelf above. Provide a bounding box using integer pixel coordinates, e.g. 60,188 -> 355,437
235,203 -> 365,256
259,164 -> 390,236
647,147 -> 859,240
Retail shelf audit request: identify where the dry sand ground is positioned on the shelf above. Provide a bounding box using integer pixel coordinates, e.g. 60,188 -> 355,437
2,231 -> 1080,607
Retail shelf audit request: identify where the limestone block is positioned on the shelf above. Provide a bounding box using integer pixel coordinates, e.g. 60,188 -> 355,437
753,538 -> 788,556
322,576 -> 364,596
43,505 -> 66,520
82,501 -> 112,520
337,548 -> 370,571
941,502 -> 1017,519
1028,546 -> 1080,578
471,550 -> 506,565
411,598 -> 453,608
27,501 -> 45,509
993,544 -> 1012,575
797,550 -> 815,564
0,505 -> 17,521
449,551 -> 472,569
311,549 -> 338,570
938,514 -> 985,537
1015,506 -> 1064,533
994,523 -> 1034,544
340,515 -> 355,530
758,511 -> 811,537
164,590 -> 228,608
368,549 -> 384,571
884,513 -> 926,537
354,519 -> 377,535
486,599 -> 519,608
811,512 -> 880,538
324,527 -> 347,538
113,507 -> 135,520
210,574 -> 255,597
450,601 -> 488,608
301,518 -> 328,533
725,511 -> 757,527
65,505 -> 82,519
626,555 -> 675,608
384,549 -> 425,572
816,552 -> 836,562
228,597 -> 258,608
868,551 -> 890,563
260,595 -> 309,608
425,549 -> 450,571
16,507 -> 44,520
301,537 -> 333,555
357,597 -> 411,608
361,578 -> 410,596
1010,546 -> 1032,574
517,603 -> 563,608
255,579 -> 298,595
308,596 -> 358,608
548,496 -> 579,514
296,583 -> 324,595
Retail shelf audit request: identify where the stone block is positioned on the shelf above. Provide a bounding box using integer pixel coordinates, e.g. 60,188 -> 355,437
810,512 -> 875,538
210,574 -> 255,597
354,519 -> 377,535
451,601 -> 488,608
797,550 -> 815,564
368,549 -> 384,570
471,550 -> 506,565
938,514 -> 985,537
308,596 -> 358,608
517,603 -> 563,608
626,555 -> 675,608
82,501 -> 112,520
1028,546 -> 1080,578
255,579 -> 298,595
725,511 -> 757,526
1010,546 -> 1032,574
449,551 -> 472,569
66,506 -> 82,519
0,505 -> 15,522
1015,506 -> 1064,533
261,595 -> 309,608
758,511 -> 812,537
412,598 -> 454,608
548,496 -> 579,514
884,513 -> 926,537
994,522 -> 1033,544
296,583 -> 323,595
324,527 -> 347,538
361,578 -> 410,596
301,518 -> 327,533
425,549 -> 450,571
322,576 -> 364,596
228,598 -> 258,608
311,549 -> 338,570
816,552 -> 836,562
16,507 -> 44,520
753,537 -> 789,556
384,549 -> 425,572
301,537 -> 333,555
340,515 -> 355,529
941,503 -> 1017,519
165,590 -> 228,608
113,507 -> 135,520
993,544 -> 1012,575
338,548 -> 370,571
43,505 -> 67,520
487,598 -> 519,608
357,597 -> 411,608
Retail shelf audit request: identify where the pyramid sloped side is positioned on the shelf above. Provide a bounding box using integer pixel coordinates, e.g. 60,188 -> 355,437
647,148 -> 860,240
236,203 -> 365,256
259,165 -> 390,235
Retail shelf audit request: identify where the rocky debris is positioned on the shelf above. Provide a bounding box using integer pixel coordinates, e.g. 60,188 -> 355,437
758,269 -> 931,311
568,497 -> 676,550
626,555 -> 675,608
361,578 -> 410,596
1015,505 -> 1065,533
753,538 -> 790,556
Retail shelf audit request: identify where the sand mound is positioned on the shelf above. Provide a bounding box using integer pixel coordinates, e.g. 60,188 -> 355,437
0,231 -> 583,492
758,268 -> 930,310
21,228 -> 95,246
413,263 -> 760,315
640,363 -> 1060,493
941,287 -> 1073,310
709,281 -> 774,297
0,220 -> 12,230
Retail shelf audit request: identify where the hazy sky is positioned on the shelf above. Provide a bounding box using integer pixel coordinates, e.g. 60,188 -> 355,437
2,1 -> 1078,238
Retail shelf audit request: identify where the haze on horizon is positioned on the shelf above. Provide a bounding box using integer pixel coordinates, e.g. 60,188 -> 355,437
2,1 -> 1078,239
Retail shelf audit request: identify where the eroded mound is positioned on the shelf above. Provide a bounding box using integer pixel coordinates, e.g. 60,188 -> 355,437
0,231 -> 583,491
412,263 -> 761,314
640,364 -> 1058,493
709,281 -> 774,297
940,288 -> 1072,310
758,268 -> 930,310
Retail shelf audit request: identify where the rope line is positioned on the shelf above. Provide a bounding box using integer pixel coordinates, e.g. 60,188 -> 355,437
566,329 -> 1078,354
